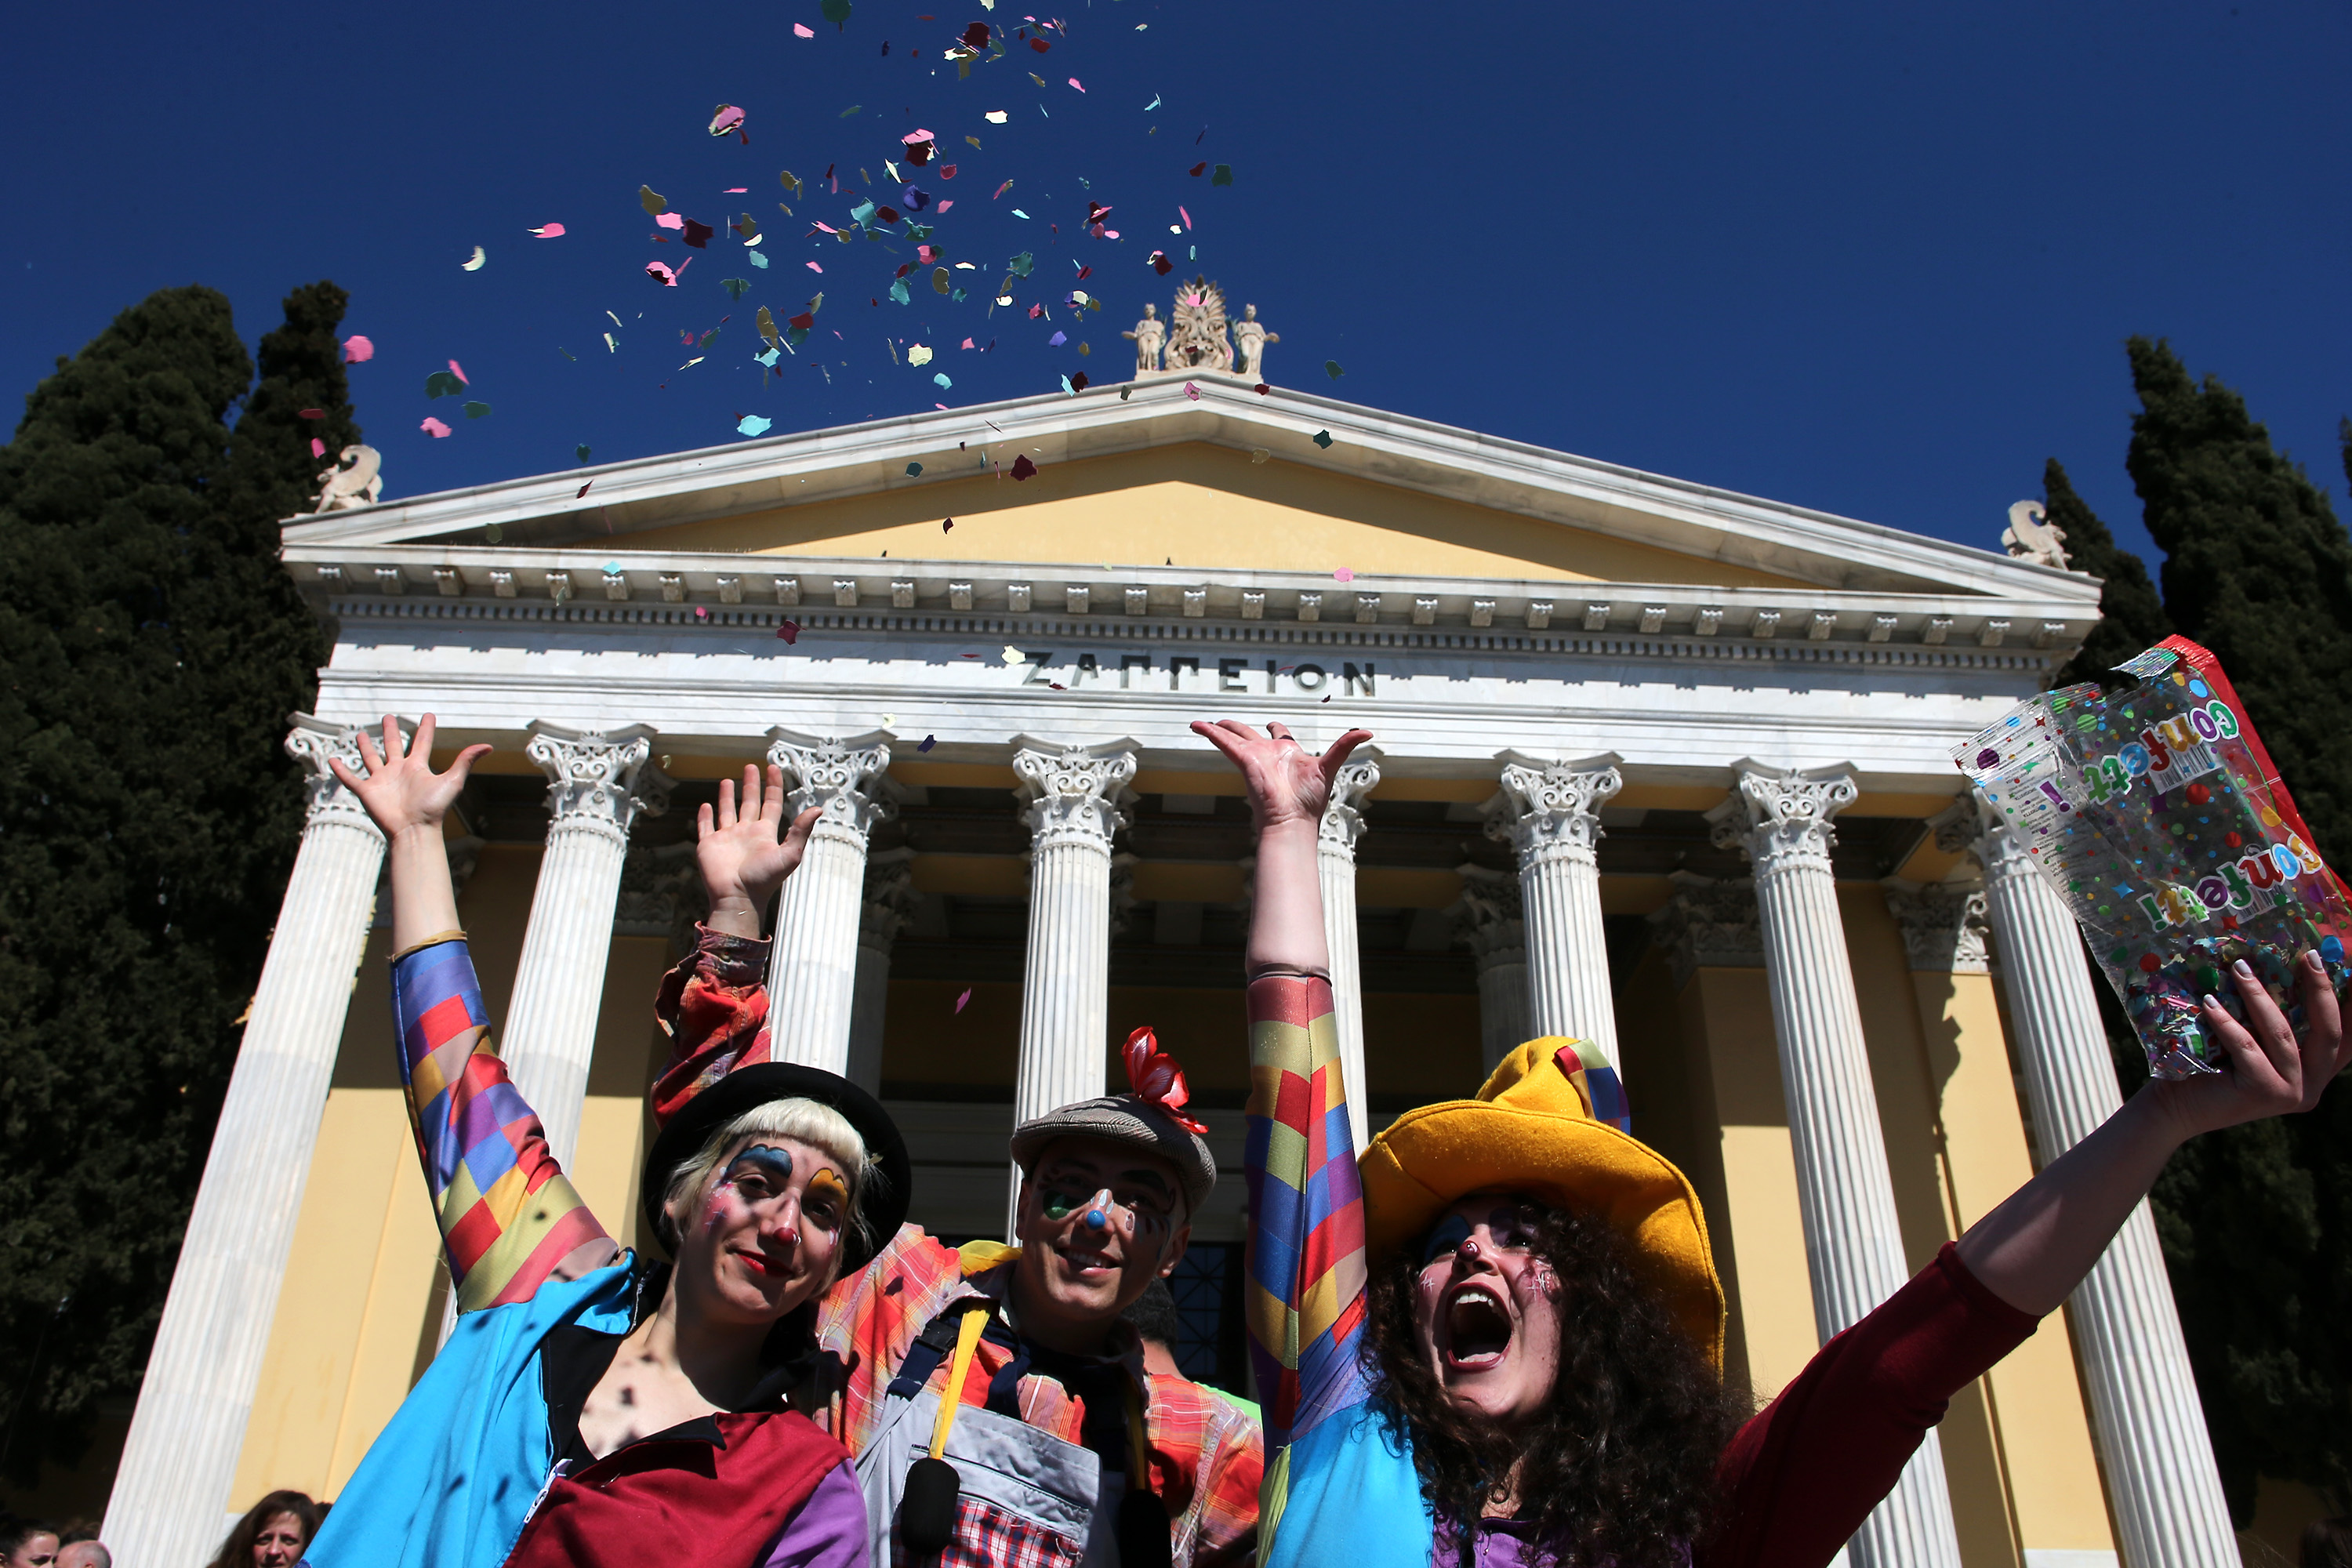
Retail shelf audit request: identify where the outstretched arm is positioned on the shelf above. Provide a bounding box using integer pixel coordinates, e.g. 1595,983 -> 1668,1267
332,716 -> 615,1310
1955,951 -> 2347,1314
1190,720 -> 1374,1454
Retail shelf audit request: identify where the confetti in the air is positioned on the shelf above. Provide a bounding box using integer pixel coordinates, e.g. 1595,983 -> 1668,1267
342,336 -> 374,364
461,246 -> 486,271
738,415 -> 774,436
420,417 -> 452,438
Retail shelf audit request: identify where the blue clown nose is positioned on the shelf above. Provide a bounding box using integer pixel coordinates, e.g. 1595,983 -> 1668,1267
1085,1208 -> 1108,1230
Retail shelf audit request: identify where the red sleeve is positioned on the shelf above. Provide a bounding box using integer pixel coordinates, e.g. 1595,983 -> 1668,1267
1696,1242 -> 2039,1568
650,924 -> 776,1126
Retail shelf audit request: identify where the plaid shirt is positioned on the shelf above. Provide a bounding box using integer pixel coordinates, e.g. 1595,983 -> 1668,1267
659,927 -> 1264,1568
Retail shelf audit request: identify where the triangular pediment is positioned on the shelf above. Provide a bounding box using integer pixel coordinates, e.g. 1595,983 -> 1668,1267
281,376 -> 2098,612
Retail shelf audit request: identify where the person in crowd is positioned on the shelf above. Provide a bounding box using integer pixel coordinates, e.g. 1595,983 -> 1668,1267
1124,1280 -> 1263,1427
303,718 -> 909,1568
206,1493 -> 318,1568
0,1519 -> 56,1568
53,1522 -> 109,1568
2305,1518 -> 2352,1568
1195,717 -> 2351,1568
674,787 -> 1263,1566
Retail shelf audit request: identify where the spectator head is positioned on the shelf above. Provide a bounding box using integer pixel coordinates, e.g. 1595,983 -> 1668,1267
53,1544 -> 107,1568
2303,1518 -> 2352,1568
1122,1276 -> 1185,1380
205,1492 -> 321,1568
0,1519 -> 59,1568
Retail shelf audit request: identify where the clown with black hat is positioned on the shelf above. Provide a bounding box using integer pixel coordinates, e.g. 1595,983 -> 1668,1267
303,718 -> 907,1568
1193,716 -> 2348,1568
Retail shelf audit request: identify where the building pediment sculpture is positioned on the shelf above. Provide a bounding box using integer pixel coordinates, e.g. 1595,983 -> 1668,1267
1123,278 -> 1276,384
313,444 -> 384,513
2002,499 -> 2070,570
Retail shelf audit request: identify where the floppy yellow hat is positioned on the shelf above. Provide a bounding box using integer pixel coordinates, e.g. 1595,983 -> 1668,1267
1357,1037 -> 1726,1370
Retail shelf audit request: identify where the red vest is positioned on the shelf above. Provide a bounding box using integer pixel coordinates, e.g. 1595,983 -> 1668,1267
504,1408 -> 847,1568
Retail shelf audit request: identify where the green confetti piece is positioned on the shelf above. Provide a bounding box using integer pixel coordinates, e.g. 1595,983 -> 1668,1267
639,184 -> 667,216
906,461 -> 924,476
576,445 -> 592,463
820,0 -> 851,21
1325,360 -> 1345,379
424,370 -> 465,398
1211,164 -> 1232,186
1312,430 -> 1333,448
851,198 -> 877,224
889,277 -> 912,304
463,401 -> 492,419
1008,251 -> 1035,277
722,277 -> 752,300
838,103 -> 862,118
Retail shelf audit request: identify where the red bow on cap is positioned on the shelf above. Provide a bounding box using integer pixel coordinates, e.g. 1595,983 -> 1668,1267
1123,1026 -> 1208,1135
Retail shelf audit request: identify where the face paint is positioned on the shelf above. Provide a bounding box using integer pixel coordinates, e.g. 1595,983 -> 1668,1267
1421,1212 -> 1475,1266
804,1165 -> 850,1229
724,1145 -> 797,1189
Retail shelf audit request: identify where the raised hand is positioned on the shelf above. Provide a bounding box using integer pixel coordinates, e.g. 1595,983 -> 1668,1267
1189,720 -> 1374,832
328,714 -> 490,844
2161,952 -> 2350,1137
697,764 -> 821,938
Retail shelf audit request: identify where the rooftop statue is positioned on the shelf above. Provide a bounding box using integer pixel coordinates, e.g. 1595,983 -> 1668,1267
1121,303 -> 1166,376
1232,304 -> 1279,382
2001,499 -> 2069,571
313,444 -> 385,512
1164,277 -> 1232,373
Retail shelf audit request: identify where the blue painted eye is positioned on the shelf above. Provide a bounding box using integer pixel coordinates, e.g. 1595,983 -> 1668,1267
1421,1214 -> 1474,1266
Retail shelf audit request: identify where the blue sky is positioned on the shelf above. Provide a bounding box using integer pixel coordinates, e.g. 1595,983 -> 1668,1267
2,0 -> 2344,568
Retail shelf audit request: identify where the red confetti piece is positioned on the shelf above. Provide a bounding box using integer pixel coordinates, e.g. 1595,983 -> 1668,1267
1070,372 -> 1088,392
1189,162 -> 1207,176
577,480 -> 594,499
943,517 -> 956,532
777,620 -> 800,644
1029,35 -> 1051,51
1011,454 -> 1038,480
298,408 -> 326,419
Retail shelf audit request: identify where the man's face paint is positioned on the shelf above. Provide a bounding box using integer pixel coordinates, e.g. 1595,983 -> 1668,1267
1013,1139 -> 1191,1331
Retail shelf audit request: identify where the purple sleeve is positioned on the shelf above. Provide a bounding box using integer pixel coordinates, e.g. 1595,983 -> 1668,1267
756,1461 -> 869,1568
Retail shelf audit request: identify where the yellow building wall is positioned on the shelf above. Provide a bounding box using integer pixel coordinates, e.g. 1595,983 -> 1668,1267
619,444 -> 1813,589
229,842 -> 674,1504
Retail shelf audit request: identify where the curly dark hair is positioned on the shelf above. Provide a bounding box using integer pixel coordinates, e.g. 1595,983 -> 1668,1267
1366,1199 -> 1747,1568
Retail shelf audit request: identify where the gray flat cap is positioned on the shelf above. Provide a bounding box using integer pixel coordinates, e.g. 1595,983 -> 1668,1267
1010,1094 -> 1217,1214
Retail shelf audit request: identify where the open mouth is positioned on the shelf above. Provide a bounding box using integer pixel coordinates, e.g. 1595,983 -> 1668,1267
1058,1239 -> 1120,1276
1443,1284 -> 1513,1370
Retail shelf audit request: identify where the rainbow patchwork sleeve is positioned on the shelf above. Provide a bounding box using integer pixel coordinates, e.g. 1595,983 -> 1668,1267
390,937 -> 612,1313
1243,972 -> 1370,1458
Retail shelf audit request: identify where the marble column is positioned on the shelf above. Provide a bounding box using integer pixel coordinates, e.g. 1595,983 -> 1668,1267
103,717 -> 397,1568
1965,805 -> 2241,1568
1007,737 -> 1138,1234
1452,866 -> 1530,1073
1489,752 -> 1625,1073
765,729 -> 895,1078
847,850 -> 919,1098
502,721 -> 670,1170
1707,762 -> 1964,1568
1318,750 -> 1381,1151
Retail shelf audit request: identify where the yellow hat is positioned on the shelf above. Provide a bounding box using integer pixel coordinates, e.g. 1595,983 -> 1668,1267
1357,1037 -> 1726,1370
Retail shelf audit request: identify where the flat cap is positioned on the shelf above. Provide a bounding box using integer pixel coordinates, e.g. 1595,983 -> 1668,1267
1010,1094 -> 1217,1214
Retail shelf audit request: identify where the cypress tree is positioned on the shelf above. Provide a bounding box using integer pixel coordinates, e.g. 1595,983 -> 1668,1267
2118,337 -> 2352,1519
2045,457 -> 2171,689
0,282 -> 339,1482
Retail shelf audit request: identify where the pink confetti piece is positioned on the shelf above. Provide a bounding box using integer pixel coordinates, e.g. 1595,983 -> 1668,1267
341,334 -> 374,363
528,222 -> 566,238
955,987 -> 973,1014
935,199 -> 953,212
1333,567 -> 1356,583
902,129 -> 935,143
1068,77 -> 1084,91
961,336 -> 975,349
655,212 -> 684,230
806,261 -> 824,272
708,104 -> 746,136
310,437 -> 326,458
1184,381 -> 1200,400
646,260 -> 679,285
1178,205 -> 1192,230
447,359 -> 468,383
420,417 -> 452,438
793,21 -> 814,35
722,187 -> 747,194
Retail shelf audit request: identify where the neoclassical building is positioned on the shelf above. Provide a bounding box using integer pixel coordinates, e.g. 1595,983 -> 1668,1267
96,323 -> 2252,1568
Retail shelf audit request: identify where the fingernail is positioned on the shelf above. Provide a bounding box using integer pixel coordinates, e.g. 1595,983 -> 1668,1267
2233,958 -> 2254,980
2308,950 -> 2328,971
2202,993 -> 2223,1011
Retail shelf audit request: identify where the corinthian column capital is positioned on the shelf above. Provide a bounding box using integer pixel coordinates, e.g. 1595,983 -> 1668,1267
1319,750 -> 1383,854
524,721 -> 670,840
1012,736 -> 1138,852
1882,880 -> 1991,974
285,713 -> 409,832
1486,750 -> 1623,865
1706,760 -> 1858,873
1450,864 -> 1526,964
768,728 -> 897,837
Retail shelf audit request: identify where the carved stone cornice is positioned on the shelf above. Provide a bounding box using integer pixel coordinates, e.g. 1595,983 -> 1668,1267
285,713 -> 405,833
859,848 -> 920,949
1012,737 -> 1138,854
1705,760 -> 1858,874
617,840 -> 707,953
1928,795 -> 1980,857
1882,880 -> 1991,974
524,721 -> 670,841
1647,873 -> 1765,990
1450,865 -> 1526,967
1486,750 -> 1624,867
1319,750 -> 1382,855
766,727 -> 896,839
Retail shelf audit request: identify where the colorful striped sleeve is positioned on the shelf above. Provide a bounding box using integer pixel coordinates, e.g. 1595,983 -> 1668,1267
389,935 -> 613,1312
1243,972 -> 1370,1458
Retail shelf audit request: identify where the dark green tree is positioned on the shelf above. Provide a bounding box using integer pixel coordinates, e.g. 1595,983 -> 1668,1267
0,282 -> 339,1482
2117,338 -> 2352,1519
2045,457 -> 2172,688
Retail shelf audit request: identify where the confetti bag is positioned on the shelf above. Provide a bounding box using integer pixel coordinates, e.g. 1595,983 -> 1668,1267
1953,636 -> 2352,1080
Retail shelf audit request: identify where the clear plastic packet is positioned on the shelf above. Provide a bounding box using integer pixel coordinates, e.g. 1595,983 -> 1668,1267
1952,637 -> 2352,1079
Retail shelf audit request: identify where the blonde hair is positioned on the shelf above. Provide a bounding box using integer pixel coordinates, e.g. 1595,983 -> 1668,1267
659,1098 -> 880,1267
